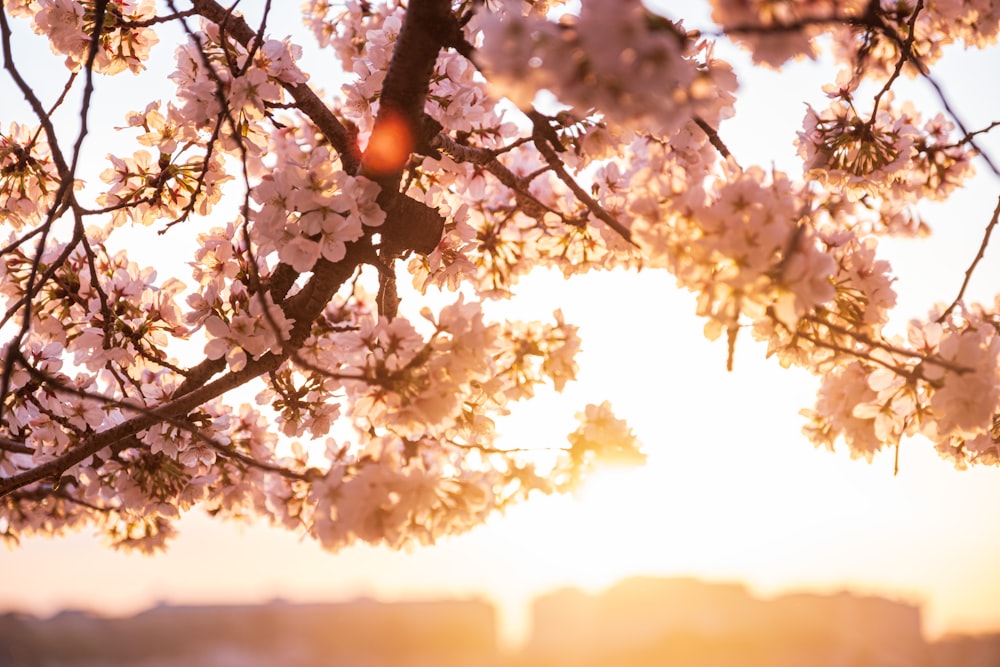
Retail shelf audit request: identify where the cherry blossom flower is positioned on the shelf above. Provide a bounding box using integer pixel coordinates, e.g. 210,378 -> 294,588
0,123 -> 61,229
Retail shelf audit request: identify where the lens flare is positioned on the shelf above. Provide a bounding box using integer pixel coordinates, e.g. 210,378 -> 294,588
364,109 -> 414,175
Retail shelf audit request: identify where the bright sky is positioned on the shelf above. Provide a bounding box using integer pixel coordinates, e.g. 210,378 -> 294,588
3,0 -> 1000,650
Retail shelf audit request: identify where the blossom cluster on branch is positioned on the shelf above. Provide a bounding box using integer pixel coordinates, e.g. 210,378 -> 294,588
0,0 -> 998,553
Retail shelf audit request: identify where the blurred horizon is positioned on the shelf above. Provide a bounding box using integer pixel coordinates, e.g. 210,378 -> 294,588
3,572 -> 996,643
5,453 -> 1000,652
4,573 -> 1000,667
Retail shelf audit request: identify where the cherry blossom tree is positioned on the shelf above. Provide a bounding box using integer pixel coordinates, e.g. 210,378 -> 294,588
0,0 -> 997,553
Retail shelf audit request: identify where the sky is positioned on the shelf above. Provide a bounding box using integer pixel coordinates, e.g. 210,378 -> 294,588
3,0 -> 1000,650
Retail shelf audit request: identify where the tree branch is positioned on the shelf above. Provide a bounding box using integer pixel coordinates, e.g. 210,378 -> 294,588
529,115 -> 635,245
188,0 -> 359,174
693,115 -> 733,160
938,196 -> 1000,322
0,237 -> 365,498
0,438 -> 34,455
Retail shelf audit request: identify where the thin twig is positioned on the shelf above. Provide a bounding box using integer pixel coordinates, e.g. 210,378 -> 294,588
530,117 -> 635,245
920,72 -> 1000,178
938,196 -> 1000,322
866,0 -> 922,122
693,115 -> 733,160
431,132 -> 558,216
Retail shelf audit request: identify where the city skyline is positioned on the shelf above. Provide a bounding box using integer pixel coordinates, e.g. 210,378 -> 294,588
5,575 -> 998,667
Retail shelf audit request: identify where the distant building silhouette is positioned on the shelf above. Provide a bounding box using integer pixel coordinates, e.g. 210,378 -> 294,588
526,577 -> 926,667
0,598 -> 497,667
930,632 -> 1000,667
1,578 -> 997,667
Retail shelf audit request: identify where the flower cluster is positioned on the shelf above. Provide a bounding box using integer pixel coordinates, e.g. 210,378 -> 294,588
798,91 -> 976,203
167,23 -> 306,161
203,293 -> 292,372
476,0 -> 736,140
829,0 -> 1000,79
563,400 -> 645,486
250,128 -> 385,271
799,95 -> 917,199
97,147 -> 231,227
29,0 -> 159,74
803,306 -> 1000,466
711,0 -> 1000,78
709,0 -> 865,68
0,123 -> 61,230
623,162 -> 846,356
